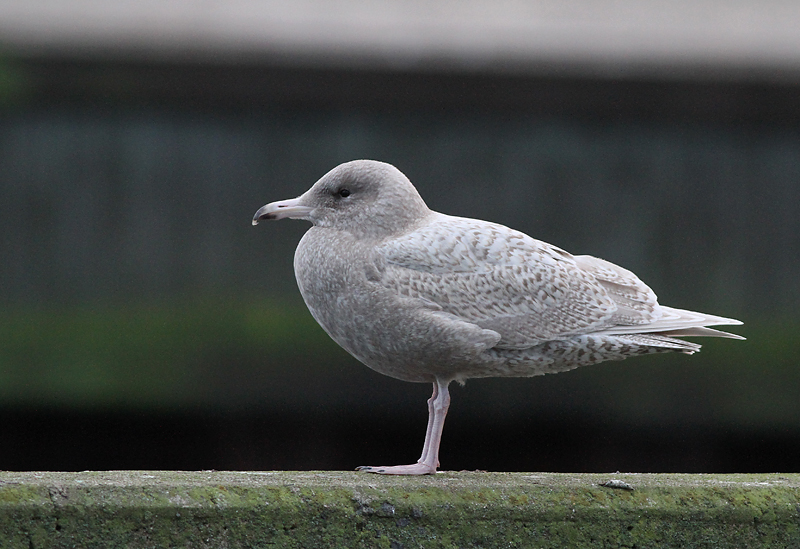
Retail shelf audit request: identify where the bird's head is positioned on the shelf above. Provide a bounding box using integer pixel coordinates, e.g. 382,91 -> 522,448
252,160 -> 432,239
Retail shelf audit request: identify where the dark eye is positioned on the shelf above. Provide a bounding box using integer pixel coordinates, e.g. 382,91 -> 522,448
337,188 -> 351,198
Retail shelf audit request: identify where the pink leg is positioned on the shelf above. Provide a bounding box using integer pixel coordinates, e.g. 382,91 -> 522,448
416,381 -> 440,466
357,378 -> 451,475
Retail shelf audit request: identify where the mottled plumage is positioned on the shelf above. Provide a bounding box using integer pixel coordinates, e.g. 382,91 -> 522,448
253,159 -> 743,475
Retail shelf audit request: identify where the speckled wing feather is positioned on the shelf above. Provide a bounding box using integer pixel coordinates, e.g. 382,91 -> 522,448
376,214 -> 662,350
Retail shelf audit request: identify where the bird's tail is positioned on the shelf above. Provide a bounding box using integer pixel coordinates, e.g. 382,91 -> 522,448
594,306 -> 745,340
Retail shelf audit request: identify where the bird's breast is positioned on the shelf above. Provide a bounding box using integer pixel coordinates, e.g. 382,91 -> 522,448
292,228 -> 497,382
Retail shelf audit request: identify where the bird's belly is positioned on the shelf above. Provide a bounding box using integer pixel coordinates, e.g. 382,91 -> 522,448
297,272 -> 447,382
294,232 -> 496,383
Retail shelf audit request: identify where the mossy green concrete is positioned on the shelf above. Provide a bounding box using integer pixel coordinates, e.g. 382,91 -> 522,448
1,471 -> 798,548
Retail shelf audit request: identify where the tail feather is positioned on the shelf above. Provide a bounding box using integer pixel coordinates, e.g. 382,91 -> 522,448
594,305 -> 745,340
618,334 -> 702,354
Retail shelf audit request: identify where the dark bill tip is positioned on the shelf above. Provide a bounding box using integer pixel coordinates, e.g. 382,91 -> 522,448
251,211 -> 275,225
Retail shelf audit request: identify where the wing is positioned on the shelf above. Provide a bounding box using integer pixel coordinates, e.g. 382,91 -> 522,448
376,215 -> 660,350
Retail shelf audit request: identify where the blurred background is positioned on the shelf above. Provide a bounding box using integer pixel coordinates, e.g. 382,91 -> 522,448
0,0 -> 798,473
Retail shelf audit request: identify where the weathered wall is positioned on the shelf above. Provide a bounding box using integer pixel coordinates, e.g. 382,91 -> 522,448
1,471 -> 799,548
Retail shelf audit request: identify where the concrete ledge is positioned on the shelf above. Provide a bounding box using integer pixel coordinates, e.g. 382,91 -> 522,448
1,471 -> 798,548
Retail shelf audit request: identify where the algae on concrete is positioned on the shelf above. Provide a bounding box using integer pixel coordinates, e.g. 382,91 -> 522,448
1,471 -> 799,548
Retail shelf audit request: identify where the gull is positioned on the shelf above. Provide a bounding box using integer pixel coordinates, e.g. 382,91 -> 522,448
252,160 -> 743,475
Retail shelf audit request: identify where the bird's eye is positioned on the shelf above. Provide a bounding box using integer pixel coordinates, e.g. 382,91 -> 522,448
338,188 -> 351,198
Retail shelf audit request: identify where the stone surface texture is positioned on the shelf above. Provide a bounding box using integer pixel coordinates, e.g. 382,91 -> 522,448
1,471 -> 798,548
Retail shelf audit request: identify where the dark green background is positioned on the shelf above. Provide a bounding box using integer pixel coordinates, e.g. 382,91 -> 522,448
0,55 -> 797,473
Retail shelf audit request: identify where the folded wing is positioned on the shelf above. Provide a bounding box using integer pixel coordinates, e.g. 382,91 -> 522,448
377,215 -> 742,350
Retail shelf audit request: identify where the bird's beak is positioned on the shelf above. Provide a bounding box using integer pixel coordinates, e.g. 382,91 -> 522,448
252,197 -> 314,225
